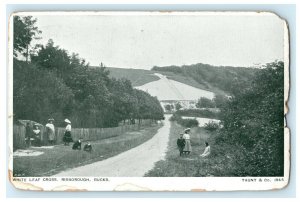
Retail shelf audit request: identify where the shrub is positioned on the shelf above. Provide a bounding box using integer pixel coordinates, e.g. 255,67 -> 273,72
175,109 -> 219,119
204,121 -> 219,131
169,114 -> 198,128
180,118 -> 199,128
196,97 -> 215,108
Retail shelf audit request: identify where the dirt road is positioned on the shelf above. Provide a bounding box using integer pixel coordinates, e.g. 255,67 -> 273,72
53,115 -> 171,177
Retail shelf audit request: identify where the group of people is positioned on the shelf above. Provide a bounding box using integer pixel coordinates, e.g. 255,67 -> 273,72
62,119 -> 93,152
25,118 -> 58,147
24,118 -> 72,147
176,128 -> 211,158
25,123 -> 41,147
24,118 -> 92,152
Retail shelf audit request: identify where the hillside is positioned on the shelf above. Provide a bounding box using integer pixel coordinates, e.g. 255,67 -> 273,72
92,63 -> 259,97
152,63 -> 259,95
105,67 -> 160,86
135,73 -> 214,101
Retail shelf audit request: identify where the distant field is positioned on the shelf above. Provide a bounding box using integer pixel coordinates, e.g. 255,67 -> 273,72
153,71 -> 209,90
153,71 -> 227,95
106,67 -> 160,86
92,66 -> 226,95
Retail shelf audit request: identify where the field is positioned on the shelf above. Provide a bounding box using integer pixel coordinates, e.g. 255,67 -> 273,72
145,121 -> 234,177
135,73 -> 214,100
101,66 -> 227,95
13,124 -> 162,177
105,67 -> 160,86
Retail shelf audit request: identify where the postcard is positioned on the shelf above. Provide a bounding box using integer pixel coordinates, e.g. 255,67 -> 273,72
8,11 -> 289,191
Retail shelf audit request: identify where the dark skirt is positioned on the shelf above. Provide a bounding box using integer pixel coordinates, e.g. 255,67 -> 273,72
63,131 -> 73,143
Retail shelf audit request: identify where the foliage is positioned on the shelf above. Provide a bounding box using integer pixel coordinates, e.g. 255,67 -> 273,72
13,16 -> 42,61
164,61 -> 284,177
216,61 -> 284,176
13,18 -> 164,128
164,104 -> 174,112
175,109 -> 220,119
213,94 -> 228,108
196,97 -> 215,108
204,121 -> 220,131
152,63 -> 258,94
104,67 -> 160,87
169,114 -> 198,128
13,59 -> 74,125
175,102 -> 182,111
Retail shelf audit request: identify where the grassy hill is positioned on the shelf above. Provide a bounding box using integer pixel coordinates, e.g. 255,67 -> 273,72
91,63 -> 259,96
152,63 -> 259,95
106,67 -> 160,86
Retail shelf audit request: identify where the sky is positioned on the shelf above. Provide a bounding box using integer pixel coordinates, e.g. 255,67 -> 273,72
27,12 -> 284,70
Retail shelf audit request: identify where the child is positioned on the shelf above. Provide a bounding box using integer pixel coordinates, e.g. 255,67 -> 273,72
177,133 -> 186,156
183,128 -> 192,155
72,139 -> 82,150
32,124 -> 41,147
83,142 -> 92,152
200,142 -> 211,157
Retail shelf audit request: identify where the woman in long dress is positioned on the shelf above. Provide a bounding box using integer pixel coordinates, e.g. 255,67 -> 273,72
32,124 -> 41,147
183,128 -> 192,155
63,119 -> 73,146
46,118 -> 55,145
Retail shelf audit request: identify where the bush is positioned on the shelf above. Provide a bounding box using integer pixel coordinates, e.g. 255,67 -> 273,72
196,97 -> 215,108
175,109 -> 219,119
180,119 -> 199,128
169,114 -> 198,128
204,121 -> 219,131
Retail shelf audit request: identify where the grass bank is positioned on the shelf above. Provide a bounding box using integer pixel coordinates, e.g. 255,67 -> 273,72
145,121 -> 234,177
13,124 -> 162,177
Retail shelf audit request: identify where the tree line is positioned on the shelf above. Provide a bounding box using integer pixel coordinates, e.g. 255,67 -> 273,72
13,16 -> 164,128
216,61 -> 284,176
152,63 -> 258,95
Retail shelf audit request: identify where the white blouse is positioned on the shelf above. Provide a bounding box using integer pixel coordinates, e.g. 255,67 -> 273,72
46,123 -> 55,131
33,129 -> 40,135
200,146 -> 211,157
66,124 -> 71,131
183,133 -> 190,140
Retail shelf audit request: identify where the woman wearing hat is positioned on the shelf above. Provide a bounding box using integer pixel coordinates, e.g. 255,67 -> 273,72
183,128 -> 192,155
32,124 -> 41,147
63,119 -> 73,146
46,118 -> 55,145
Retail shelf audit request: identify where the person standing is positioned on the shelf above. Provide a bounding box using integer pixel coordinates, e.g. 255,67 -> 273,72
32,124 -> 41,147
45,118 -> 55,145
177,133 -> 186,156
63,119 -> 73,146
183,128 -> 192,155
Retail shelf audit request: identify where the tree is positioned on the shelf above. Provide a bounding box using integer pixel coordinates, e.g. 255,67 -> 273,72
218,61 -> 284,176
164,104 -> 172,112
213,94 -> 228,108
175,102 -> 182,111
13,16 -> 42,62
196,97 -> 215,108
13,59 -> 74,124
14,21 -> 164,128
31,39 -> 72,78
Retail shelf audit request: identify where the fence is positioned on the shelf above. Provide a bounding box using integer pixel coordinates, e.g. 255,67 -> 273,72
13,119 -> 153,150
